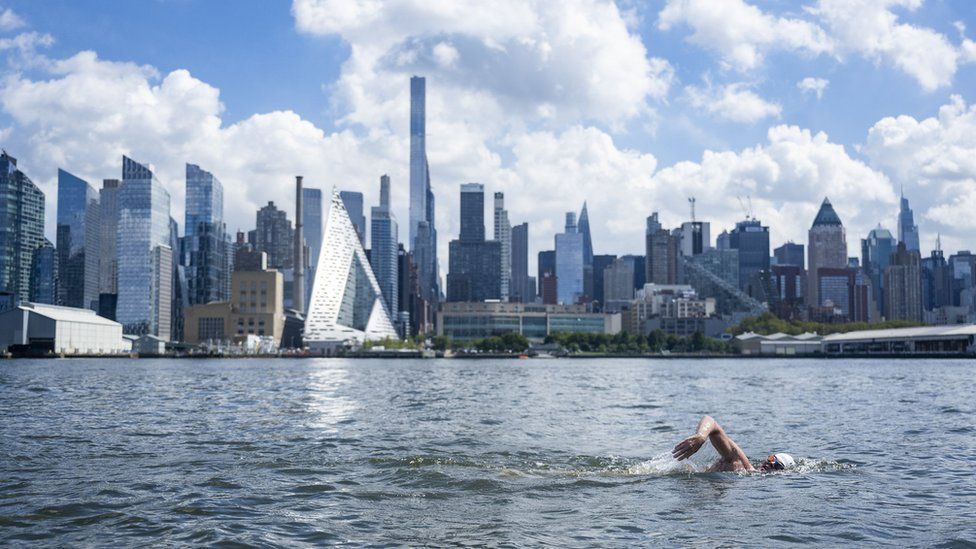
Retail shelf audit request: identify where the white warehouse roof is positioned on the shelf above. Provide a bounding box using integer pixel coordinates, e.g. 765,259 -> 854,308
822,324 -> 976,343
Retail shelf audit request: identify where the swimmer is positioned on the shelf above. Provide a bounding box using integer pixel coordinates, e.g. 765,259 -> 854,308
671,415 -> 795,472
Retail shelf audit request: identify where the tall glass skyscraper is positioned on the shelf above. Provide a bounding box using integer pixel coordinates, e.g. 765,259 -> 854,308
898,192 -> 920,252
555,212 -> 584,305
56,169 -> 100,310
862,226 -> 896,317
98,179 -> 122,318
729,218 -> 770,291
408,76 -> 439,309
0,151 -> 45,302
30,239 -> 57,305
302,186 -> 323,307
447,183 -> 501,302
116,156 -> 172,338
510,222 -> 529,303
184,163 -> 226,305
459,183 -> 485,242
370,175 -> 398,315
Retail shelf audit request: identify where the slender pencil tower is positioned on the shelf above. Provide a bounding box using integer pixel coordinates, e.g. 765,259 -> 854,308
294,175 -> 305,314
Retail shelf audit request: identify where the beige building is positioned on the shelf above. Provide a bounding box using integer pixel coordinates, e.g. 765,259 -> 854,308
183,264 -> 285,346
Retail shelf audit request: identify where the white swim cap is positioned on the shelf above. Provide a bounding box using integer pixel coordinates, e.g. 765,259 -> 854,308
773,453 -> 795,469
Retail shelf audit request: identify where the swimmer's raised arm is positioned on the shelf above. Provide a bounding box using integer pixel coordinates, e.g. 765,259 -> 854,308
672,415 -> 752,470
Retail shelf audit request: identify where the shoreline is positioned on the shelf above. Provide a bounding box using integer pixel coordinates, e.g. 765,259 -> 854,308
3,352 -> 974,360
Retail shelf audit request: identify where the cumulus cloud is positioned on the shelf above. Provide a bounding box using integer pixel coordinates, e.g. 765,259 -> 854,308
685,81 -> 781,123
657,0 -> 832,71
0,8 -> 24,31
661,0 -> 974,91
797,77 -> 829,99
862,95 -> 976,249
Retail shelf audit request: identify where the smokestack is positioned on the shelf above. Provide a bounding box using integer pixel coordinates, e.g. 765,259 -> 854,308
294,175 -> 305,314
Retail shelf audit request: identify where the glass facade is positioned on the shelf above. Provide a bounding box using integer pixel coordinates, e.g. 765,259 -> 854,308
339,191 -> 366,247
184,163 -> 226,305
30,239 -> 57,304
302,187 -> 323,307
116,156 -> 171,336
370,175 -> 398,316
729,219 -> 770,291
99,179 -> 121,296
555,213 -> 583,305
0,152 -> 45,302
56,169 -> 100,310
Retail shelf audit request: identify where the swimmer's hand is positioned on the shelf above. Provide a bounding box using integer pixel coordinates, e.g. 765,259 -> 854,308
672,433 -> 706,461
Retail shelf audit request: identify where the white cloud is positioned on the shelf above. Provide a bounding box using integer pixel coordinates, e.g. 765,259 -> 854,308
0,8 -> 25,32
863,95 -> 976,251
685,81 -> 781,123
658,0 -> 832,71
797,77 -> 829,99
661,0 -> 973,91
431,41 -> 459,68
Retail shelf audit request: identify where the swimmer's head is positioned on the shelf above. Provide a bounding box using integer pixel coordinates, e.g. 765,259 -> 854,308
761,453 -> 795,472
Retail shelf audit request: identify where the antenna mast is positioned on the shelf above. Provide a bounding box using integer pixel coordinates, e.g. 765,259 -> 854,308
688,197 -> 696,222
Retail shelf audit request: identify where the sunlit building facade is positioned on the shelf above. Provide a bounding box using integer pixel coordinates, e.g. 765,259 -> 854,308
56,169 -> 100,310
0,151 -> 45,302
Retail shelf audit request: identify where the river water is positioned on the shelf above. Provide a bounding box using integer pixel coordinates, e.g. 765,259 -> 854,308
1,358 -> 974,546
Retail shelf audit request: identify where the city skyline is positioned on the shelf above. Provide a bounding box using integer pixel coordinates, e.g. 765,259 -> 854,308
0,1 -> 975,282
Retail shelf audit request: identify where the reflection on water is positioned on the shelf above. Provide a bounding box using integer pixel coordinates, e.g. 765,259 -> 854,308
304,365 -> 355,432
0,358 -> 973,546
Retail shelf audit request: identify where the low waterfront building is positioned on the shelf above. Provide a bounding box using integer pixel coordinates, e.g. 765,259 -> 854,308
437,301 -> 620,341
821,325 -> 976,355
735,332 -> 823,355
0,302 -> 126,355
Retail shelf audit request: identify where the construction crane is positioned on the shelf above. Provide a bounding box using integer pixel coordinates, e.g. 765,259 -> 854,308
688,197 -> 696,222
736,195 -> 754,221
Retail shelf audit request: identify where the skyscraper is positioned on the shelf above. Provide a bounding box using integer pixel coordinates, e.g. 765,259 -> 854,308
680,221 -> 710,257
30,239 -> 57,305
773,242 -> 804,268
0,151 -> 45,303
538,249 -> 555,301
645,213 -> 680,285
304,189 -> 398,349
862,226 -> 896,318
370,175 -> 398,315
555,212 -> 584,305
921,241 -> 950,311
884,242 -> 922,322
116,155 -> 172,338
98,179 -> 122,319
340,190 -> 366,247
578,202 -> 594,300
447,183 -> 501,302
407,76 -> 439,311
255,201 -> 293,270
807,198 -> 847,309
493,192 -> 511,300
592,254 -> 616,306
56,169 -> 100,310
302,186 -> 323,307
510,222 -> 530,303
898,192 -> 920,252
184,163 -> 226,306
729,218 -> 770,292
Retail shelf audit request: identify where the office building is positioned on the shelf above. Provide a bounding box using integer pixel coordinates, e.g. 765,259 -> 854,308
30,240 -> 57,305
645,214 -> 680,285
555,212 -> 584,305
302,186 -> 323,306
184,163 -> 226,306
862,226 -> 896,318
769,264 -> 804,318
510,223 -> 530,303
603,256 -> 634,310
807,198 -> 847,309
578,202 -> 594,300
0,152 -> 45,302
815,267 -> 855,320
447,184 -> 501,302
680,221 -> 710,257
898,192 -> 920,252
254,201 -> 293,270
773,242 -> 804,269
493,192 -> 511,300
538,249 -> 556,297
922,242 -> 951,311
884,242 -> 923,322
305,189 -> 398,349
592,254 -> 616,306
729,218 -> 769,292
370,175 -> 398,315
340,190 -> 366,247
56,169 -> 100,310
115,156 -> 172,339
98,179 -> 122,319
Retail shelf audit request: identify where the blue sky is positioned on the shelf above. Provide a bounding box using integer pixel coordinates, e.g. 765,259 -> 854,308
2,0 -> 976,268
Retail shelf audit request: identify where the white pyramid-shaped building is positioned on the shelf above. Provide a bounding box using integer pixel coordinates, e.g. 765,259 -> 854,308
304,188 -> 398,350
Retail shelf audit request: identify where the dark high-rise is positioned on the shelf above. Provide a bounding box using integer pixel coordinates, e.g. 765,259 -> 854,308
370,175 -> 398,315
773,242 -> 804,268
538,249 -> 555,300
447,183 -> 500,302
340,191 -> 366,248
255,201 -> 293,270
56,169 -> 100,310
0,152 -> 45,303
408,76 -> 439,313
510,222 -> 530,303
645,213 -> 680,285
884,242 -> 922,322
184,163 -> 226,306
921,241 -> 950,311
729,218 -> 770,292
